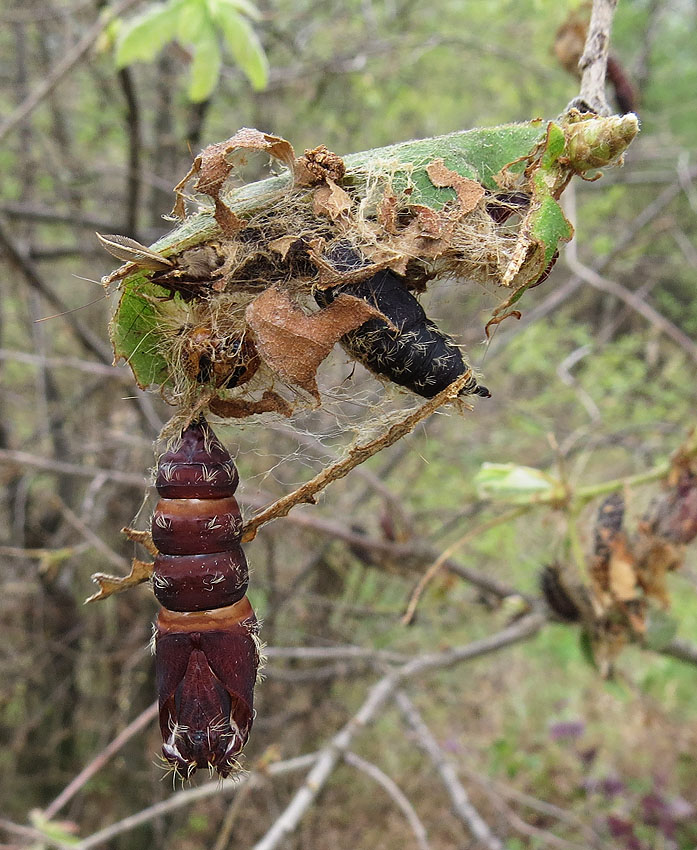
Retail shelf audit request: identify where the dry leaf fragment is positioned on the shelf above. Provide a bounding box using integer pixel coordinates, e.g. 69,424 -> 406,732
607,535 -> 639,603
296,145 -> 346,186
426,159 -> 485,216
245,287 -> 382,398
210,390 -> 294,419
171,128 -> 297,220
313,178 -> 353,221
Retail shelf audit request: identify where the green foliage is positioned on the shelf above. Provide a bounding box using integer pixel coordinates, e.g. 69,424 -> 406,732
115,0 -> 268,100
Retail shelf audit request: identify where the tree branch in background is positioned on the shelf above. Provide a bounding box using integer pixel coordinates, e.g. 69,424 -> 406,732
343,752 -> 431,850
0,0 -> 140,143
117,67 -> 142,239
568,0 -> 619,115
251,614 -> 544,850
395,690 -> 504,850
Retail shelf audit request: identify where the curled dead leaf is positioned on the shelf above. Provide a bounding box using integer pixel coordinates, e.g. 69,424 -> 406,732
171,128 -> 297,221
245,287 -> 383,398
296,145 -> 346,186
313,178 -> 353,221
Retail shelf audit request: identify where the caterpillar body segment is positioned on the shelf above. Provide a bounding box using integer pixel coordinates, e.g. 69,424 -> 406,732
315,246 -> 490,399
152,419 -> 259,778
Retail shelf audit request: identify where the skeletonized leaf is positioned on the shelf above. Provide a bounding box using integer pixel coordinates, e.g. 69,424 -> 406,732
245,288 -> 382,398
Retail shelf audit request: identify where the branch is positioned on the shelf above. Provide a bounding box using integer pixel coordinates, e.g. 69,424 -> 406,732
0,0 -> 141,143
394,691 -> 504,850
251,613 -> 545,850
0,447 -> 146,488
0,216 -> 112,362
43,702 -> 159,821
569,0 -> 619,115
75,753 -> 319,850
241,372 -> 474,542
343,752 -> 430,850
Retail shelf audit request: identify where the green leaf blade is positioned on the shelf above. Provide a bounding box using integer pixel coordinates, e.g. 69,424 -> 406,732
115,2 -> 179,67
216,7 -> 269,90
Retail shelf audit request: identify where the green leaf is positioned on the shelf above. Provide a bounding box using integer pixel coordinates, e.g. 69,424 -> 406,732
208,0 -> 262,22
216,7 -> 269,90
110,275 -> 171,388
474,462 -> 563,504
177,0 -> 210,44
187,20 -> 222,101
115,2 -> 179,67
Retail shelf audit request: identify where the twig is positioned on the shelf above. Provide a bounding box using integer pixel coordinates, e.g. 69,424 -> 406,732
265,645 -> 408,663
0,819 -> 76,850
0,217 -> 112,362
241,372 -> 474,542
51,494 -> 129,571
343,752 -> 430,850
275,511 -> 523,600
0,348 -> 132,378
251,613 -> 545,850
570,0 -> 619,115
456,766 -> 604,849
565,253 -> 697,364
75,753 -> 319,850
402,507 -> 528,625
658,637 -> 697,666
43,702 -> 159,821
0,447 -> 146,488
117,66 -> 142,238
0,0 -> 140,143
394,691 -> 504,850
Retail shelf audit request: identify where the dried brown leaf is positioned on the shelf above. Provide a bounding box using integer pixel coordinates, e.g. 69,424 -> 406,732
171,127 -> 296,220
313,178 -> 353,221
210,390 -> 294,419
426,159 -> 485,216
245,288 -> 382,398
295,145 -> 346,186
608,535 -> 639,603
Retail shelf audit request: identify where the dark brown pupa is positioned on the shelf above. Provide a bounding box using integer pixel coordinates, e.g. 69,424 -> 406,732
152,419 -> 259,778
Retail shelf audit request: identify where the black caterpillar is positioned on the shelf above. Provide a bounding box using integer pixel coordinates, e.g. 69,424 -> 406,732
314,245 -> 490,399
152,419 -> 259,778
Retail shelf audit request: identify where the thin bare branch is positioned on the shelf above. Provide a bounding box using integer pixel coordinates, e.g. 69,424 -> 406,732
241,372 -> 474,542
280,511 -> 523,601
0,0 -> 141,143
0,447 -> 146,488
75,753 -> 320,850
43,702 -> 159,821
570,0 -> 619,115
395,691 -> 504,850
251,613 -> 545,850
565,253 -> 697,364
402,507 -> 528,625
343,752 -> 430,850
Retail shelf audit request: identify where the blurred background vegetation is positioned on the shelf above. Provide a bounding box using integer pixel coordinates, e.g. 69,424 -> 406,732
1,1 -> 697,848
